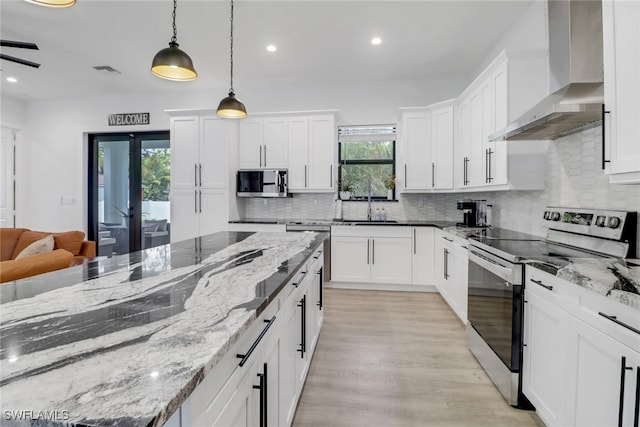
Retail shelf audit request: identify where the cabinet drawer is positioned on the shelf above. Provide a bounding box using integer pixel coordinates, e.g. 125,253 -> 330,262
331,225 -> 411,238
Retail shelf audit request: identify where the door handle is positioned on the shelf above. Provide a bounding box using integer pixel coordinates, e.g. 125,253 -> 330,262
634,366 -> 639,427
317,267 -> 323,310
194,190 -> 198,214
413,229 -> 416,254
264,145 -> 267,167
404,164 -> 407,188
253,364 -> 267,427
198,164 -> 202,187
619,356 -> 633,427
530,278 -> 553,291
304,165 -> 308,188
372,239 -> 375,265
199,190 -> 202,213
431,163 -> 435,187
367,239 -> 370,264
297,295 -> 306,358
194,164 -> 198,186
488,149 -> 493,182
444,248 -> 449,279
602,104 -> 611,170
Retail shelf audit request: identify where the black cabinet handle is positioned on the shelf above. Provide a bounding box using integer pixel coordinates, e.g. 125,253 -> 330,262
313,250 -> 322,260
599,312 -> 640,335
297,295 -> 306,358
304,165 -> 307,188
372,240 -> 375,265
367,239 -> 370,265
236,315 -> 276,367
199,190 -> 202,213
602,104 -> 611,170
634,366 -> 639,427
198,163 -> 202,187
413,229 -> 417,254
530,278 -> 553,291
292,270 -> 307,288
404,164 -> 407,188
619,356 -> 634,427
317,267 -> 323,310
194,164 -> 198,186
487,149 -> 493,183
442,236 -> 453,242
253,363 -> 267,427
431,163 -> 435,188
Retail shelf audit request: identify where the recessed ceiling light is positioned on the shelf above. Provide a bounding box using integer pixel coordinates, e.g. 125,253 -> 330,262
266,45 -> 277,52
6,77 -> 17,83
371,37 -> 382,45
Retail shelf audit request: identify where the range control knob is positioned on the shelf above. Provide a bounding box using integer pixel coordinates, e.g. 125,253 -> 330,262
550,212 -> 561,221
607,216 -> 621,229
595,216 -> 607,227
543,211 -> 550,220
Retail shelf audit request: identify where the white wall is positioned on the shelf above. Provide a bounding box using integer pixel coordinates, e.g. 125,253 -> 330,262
1,94 -> 29,227
16,74 -> 467,233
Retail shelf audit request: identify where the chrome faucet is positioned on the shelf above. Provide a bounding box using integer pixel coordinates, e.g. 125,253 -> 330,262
367,180 -> 372,221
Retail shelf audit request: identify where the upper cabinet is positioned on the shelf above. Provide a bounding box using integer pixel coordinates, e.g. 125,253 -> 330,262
400,100 -> 455,192
238,117 -> 288,169
455,50 -> 548,191
288,114 -> 336,192
603,0 -> 640,184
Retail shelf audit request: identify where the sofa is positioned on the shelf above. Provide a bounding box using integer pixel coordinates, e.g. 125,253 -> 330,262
0,228 -> 96,283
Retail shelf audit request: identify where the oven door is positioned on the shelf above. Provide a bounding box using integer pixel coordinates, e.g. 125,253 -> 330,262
467,247 -> 523,372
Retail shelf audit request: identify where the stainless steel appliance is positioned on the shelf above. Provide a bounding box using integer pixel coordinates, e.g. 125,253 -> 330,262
457,199 -> 487,227
286,222 -> 331,283
237,169 -> 288,198
466,207 -> 637,407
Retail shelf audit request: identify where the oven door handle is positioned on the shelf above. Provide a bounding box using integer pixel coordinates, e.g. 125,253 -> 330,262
468,249 -> 516,283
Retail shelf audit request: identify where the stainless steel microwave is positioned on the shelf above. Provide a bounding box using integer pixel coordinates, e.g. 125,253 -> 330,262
237,169 -> 288,198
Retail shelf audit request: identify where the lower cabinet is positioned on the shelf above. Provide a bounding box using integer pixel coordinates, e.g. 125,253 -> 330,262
331,226 -> 412,285
180,245 -> 325,427
411,227 -> 435,286
523,267 -> 640,427
434,229 -> 468,323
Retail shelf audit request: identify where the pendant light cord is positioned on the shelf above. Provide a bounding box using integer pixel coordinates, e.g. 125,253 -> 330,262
229,0 -> 234,92
171,0 -> 178,44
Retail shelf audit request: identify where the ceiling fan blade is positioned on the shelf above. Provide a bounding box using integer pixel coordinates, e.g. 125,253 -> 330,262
0,53 -> 41,68
0,40 -> 39,50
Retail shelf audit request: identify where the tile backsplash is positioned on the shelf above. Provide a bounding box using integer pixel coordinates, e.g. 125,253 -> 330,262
243,126 -> 640,254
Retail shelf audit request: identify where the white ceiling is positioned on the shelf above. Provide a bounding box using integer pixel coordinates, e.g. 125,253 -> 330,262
0,0 -> 533,101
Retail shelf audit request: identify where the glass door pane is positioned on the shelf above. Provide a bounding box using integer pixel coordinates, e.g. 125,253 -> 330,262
140,137 -> 171,250
97,139 -> 130,256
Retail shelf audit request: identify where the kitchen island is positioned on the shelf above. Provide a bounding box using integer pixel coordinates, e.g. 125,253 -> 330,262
0,231 -> 327,427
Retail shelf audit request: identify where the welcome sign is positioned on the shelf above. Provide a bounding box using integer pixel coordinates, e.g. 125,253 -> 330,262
108,113 -> 150,126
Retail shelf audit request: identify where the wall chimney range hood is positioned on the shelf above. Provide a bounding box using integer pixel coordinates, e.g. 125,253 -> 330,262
489,0 -> 604,142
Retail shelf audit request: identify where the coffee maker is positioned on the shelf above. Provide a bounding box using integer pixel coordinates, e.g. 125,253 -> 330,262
457,200 -> 487,227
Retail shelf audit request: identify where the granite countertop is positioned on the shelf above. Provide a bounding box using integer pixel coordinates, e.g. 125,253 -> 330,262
0,231 -> 327,427
525,257 -> 640,310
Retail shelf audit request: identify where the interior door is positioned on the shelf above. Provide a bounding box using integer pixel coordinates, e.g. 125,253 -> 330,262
89,131 -> 170,256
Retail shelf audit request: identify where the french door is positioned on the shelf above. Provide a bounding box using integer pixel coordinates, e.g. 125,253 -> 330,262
88,131 -> 170,256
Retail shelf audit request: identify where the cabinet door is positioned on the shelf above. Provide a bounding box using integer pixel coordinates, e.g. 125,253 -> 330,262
480,79 -> 495,185
294,290 -> 310,393
402,112 -> 431,190
370,237 -> 412,284
603,0 -> 640,177
262,334 -> 280,427
467,92 -> 484,187
491,62 -> 509,186
170,188 -> 199,242
522,289 -> 568,427
288,116 -> 310,190
170,116 -> 200,189
411,227 -> 434,285
331,236 -> 370,282
210,362 -> 258,427
431,106 -> 454,189
238,118 -> 264,169
279,302 -> 298,427
263,117 -> 289,169
447,244 -> 468,323
565,316 -> 640,427
200,116 -> 229,188
433,231 -> 446,293
199,188 -> 229,236
456,99 -> 471,188
308,115 -> 335,191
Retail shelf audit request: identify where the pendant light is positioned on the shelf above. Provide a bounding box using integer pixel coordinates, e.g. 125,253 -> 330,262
216,0 -> 247,118
151,0 -> 197,81
24,0 -> 75,7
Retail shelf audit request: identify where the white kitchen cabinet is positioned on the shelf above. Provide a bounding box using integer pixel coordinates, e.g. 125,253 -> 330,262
401,111 -> 431,191
208,358 -> 258,427
331,226 -> 412,285
521,267 -> 640,427
411,227 -> 434,286
431,102 -> 455,190
169,114 -> 230,243
238,117 -> 288,169
454,50 -> 548,192
603,0 -> 640,184
565,315 -> 640,427
288,114 -> 335,192
434,229 -> 468,323
522,277 -> 569,427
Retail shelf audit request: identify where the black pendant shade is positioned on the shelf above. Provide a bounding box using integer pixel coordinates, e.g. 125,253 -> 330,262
216,0 -> 247,118
151,0 -> 197,82
151,41 -> 197,81
216,91 -> 247,119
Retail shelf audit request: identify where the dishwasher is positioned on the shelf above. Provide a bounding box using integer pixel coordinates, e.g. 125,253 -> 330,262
285,222 -> 331,283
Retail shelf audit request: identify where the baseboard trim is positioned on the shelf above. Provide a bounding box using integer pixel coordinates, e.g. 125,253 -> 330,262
325,281 -> 438,292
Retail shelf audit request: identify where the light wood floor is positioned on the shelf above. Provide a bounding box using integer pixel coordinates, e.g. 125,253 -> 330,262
292,289 -> 542,427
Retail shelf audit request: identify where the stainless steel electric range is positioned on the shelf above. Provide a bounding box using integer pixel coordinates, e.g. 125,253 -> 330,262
465,207 -> 637,408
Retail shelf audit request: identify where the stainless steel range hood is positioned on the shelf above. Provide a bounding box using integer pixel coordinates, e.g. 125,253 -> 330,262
489,0 -> 603,141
